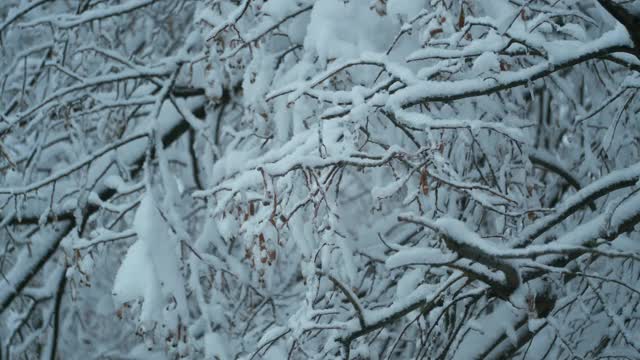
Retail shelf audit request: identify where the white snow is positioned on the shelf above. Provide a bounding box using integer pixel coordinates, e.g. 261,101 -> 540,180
472,51 -> 501,74
112,193 -> 187,325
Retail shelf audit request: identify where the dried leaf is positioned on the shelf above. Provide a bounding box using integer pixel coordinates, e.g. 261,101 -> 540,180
420,168 -> 429,196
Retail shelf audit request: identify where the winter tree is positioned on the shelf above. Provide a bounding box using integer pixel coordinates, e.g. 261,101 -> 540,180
1,0 -> 640,358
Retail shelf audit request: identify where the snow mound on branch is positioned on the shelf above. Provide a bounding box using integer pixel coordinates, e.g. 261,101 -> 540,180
112,193 -> 187,326
472,52 -> 500,74
304,0 -> 394,63
112,241 -> 152,304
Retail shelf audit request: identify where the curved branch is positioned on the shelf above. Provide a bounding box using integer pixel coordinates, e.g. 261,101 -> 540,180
513,161 -> 640,248
528,149 -> 596,210
317,271 -> 366,329
399,44 -> 634,108
597,0 -> 640,56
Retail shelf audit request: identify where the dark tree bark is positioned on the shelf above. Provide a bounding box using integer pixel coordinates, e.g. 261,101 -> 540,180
598,0 -> 640,56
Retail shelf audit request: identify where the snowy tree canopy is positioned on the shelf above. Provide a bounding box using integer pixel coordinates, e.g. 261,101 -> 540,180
1,0 -> 640,358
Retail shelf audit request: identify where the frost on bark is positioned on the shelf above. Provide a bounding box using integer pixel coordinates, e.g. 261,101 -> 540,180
1,0 -> 640,359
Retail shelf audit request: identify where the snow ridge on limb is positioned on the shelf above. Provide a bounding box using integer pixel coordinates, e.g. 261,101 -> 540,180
398,214 -> 520,293
597,0 -> 640,56
513,161 -> 640,248
393,25 -> 633,109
